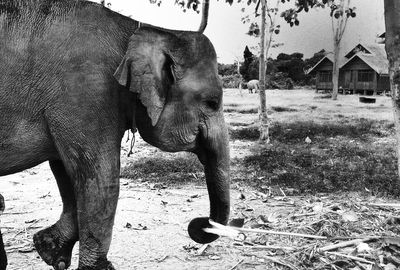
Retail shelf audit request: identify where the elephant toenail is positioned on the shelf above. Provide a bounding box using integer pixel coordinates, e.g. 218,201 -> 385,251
58,261 -> 66,270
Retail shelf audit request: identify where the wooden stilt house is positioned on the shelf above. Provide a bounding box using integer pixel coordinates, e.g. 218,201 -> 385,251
308,43 -> 389,95
339,44 -> 389,95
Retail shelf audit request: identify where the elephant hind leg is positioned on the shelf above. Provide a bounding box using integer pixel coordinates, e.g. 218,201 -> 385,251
0,229 -> 6,270
34,160 -> 78,270
0,194 -> 7,270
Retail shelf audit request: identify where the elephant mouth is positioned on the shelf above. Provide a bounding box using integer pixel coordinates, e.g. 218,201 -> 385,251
149,128 -> 199,153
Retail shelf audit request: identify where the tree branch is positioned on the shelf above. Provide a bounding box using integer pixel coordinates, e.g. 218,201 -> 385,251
198,0 -> 210,33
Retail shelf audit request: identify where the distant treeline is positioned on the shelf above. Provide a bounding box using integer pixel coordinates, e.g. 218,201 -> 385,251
219,46 -> 326,89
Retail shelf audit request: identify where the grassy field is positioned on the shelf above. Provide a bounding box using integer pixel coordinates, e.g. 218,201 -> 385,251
122,89 -> 400,196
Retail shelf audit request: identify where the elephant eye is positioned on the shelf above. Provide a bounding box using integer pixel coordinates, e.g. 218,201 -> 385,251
205,97 -> 220,111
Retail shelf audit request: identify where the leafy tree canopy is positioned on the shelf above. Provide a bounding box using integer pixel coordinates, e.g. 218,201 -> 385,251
304,49 -> 326,69
150,1 -> 356,25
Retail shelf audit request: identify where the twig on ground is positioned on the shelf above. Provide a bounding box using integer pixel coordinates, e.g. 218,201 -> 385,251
5,242 -> 33,253
368,203 -> 400,208
291,212 -> 319,218
263,255 -> 300,270
2,211 -> 33,215
354,261 -> 370,270
197,244 -> 209,255
279,187 -> 286,197
251,244 -> 296,251
228,258 -> 244,270
325,251 -> 375,264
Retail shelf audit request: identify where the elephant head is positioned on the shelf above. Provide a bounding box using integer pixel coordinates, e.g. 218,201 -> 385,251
114,26 -> 230,244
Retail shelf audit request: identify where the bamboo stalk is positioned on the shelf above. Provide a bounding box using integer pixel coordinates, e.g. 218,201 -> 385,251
236,227 -> 327,240
205,220 -> 327,240
319,237 -> 378,252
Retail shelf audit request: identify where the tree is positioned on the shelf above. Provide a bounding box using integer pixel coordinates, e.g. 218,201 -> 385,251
274,52 -> 306,82
218,63 -> 237,76
384,0 -> 400,180
329,0 -> 354,100
240,46 -> 259,81
240,46 -> 256,81
258,0 -> 269,141
239,0 -> 282,141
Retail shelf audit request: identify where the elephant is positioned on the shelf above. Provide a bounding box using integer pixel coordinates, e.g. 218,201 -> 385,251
247,79 -> 260,93
0,194 -> 5,270
0,1 -> 230,269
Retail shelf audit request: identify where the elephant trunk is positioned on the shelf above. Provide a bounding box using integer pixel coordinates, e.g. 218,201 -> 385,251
189,115 -> 230,244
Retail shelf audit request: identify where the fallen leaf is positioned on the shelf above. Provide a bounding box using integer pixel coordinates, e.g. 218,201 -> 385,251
356,242 -> 371,253
208,255 -> 221,260
267,212 -> 279,223
313,202 -> 324,213
341,211 -> 359,222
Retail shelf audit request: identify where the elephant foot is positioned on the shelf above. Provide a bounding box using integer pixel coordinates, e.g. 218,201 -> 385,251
33,224 -> 77,270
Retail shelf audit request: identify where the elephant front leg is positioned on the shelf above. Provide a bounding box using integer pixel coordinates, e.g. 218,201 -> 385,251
73,154 -> 120,270
34,160 -> 78,270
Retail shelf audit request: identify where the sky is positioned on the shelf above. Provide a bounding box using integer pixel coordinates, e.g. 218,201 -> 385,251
92,0 -> 385,64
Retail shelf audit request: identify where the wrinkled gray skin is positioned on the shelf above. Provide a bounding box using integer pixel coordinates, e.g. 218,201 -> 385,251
247,79 -> 259,93
0,1 -> 230,269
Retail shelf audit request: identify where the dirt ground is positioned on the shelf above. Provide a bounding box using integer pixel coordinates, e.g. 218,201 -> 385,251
1,89 -> 400,269
0,120 -> 260,270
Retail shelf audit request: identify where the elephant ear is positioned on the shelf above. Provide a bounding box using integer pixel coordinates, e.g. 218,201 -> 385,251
114,28 -> 176,126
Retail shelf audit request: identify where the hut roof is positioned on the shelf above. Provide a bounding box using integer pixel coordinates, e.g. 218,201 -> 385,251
341,44 -> 389,75
306,55 -> 334,74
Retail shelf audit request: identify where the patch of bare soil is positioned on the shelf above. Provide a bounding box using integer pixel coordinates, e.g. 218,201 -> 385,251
3,159 -> 400,270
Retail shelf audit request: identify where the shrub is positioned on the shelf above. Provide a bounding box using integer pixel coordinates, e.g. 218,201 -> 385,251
220,74 -> 242,88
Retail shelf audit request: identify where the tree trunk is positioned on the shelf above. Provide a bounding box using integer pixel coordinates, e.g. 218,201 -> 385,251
258,0 -> 270,142
384,0 -> 400,180
237,61 -> 243,96
332,37 -> 340,100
